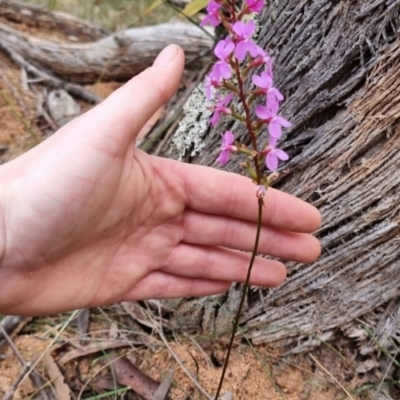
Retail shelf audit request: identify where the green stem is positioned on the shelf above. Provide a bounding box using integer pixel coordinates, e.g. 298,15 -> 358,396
214,197 -> 264,399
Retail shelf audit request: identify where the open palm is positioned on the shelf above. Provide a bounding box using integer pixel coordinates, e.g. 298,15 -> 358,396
0,46 -> 321,316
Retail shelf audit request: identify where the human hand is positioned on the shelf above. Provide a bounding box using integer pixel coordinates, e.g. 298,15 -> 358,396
0,45 -> 321,316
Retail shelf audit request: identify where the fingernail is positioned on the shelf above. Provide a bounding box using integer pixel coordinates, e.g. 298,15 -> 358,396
153,44 -> 179,66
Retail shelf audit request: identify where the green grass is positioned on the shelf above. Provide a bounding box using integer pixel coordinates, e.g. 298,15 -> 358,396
24,0 -> 176,30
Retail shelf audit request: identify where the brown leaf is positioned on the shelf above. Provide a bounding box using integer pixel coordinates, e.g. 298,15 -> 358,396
93,375 -> 120,393
153,369 -> 173,400
107,355 -> 159,400
76,309 -> 90,336
43,352 -> 72,400
58,341 -> 129,365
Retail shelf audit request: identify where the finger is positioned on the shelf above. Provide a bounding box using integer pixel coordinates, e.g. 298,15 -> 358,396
155,157 -> 321,233
127,273 -> 231,300
181,210 -> 321,263
162,243 -> 287,287
66,45 -> 185,153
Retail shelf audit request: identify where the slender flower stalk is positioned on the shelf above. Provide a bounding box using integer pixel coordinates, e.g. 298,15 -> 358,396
202,1 -> 291,398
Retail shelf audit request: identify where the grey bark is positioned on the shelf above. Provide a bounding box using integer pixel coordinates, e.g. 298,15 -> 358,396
149,0 -> 400,358
0,20 -> 212,83
0,0 -> 109,41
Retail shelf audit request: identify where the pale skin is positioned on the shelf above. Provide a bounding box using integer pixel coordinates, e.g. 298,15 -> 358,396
0,45 -> 321,316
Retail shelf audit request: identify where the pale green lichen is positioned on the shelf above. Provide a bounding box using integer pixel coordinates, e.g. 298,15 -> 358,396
171,85 -> 212,161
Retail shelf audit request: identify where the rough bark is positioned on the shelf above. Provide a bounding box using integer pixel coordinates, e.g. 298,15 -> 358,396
150,0 -> 400,357
0,0 -> 109,41
0,20 -> 212,83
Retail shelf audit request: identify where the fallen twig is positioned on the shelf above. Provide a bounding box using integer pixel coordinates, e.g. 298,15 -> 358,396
58,340 -> 130,365
0,316 -> 28,348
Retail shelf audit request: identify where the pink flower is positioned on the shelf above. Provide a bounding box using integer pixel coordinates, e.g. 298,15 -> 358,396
232,20 -> 260,62
252,71 -> 283,108
245,0 -> 264,12
255,100 -> 291,138
216,131 -> 237,165
211,93 -> 233,125
255,184 -> 267,198
200,0 -> 221,27
204,72 -> 220,100
264,136 -> 289,170
212,38 -> 235,81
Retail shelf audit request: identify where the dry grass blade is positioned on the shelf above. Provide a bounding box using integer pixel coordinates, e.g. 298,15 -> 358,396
43,352 -> 72,400
58,340 -> 130,365
309,354 -> 355,400
106,354 -> 159,400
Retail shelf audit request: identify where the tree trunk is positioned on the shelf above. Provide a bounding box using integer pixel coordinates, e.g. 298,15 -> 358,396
0,20 -> 212,83
148,0 -> 400,356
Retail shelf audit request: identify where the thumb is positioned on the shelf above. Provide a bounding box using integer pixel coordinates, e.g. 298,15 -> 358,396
75,45 -> 185,149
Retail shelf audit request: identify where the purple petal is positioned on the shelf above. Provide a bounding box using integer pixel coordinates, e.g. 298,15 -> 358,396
233,21 -> 246,37
269,97 -> 280,115
266,153 -> 278,170
221,92 -> 233,105
267,93 -> 279,110
200,14 -> 220,27
268,120 -> 282,138
248,41 -> 260,58
256,46 -> 266,57
205,83 -> 212,100
211,111 -> 220,126
207,0 -> 220,12
223,131 -> 235,146
274,149 -> 289,161
211,64 -> 222,81
270,88 -> 284,101
244,20 -> 256,37
217,150 -> 230,165
252,74 -> 267,89
255,105 -> 270,120
219,62 -> 232,79
246,0 -> 264,12
214,40 -> 225,58
235,42 -> 247,62
222,42 -> 235,58
209,15 -> 221,27
261,71 -> 273,86
268,135 -> 277,148
275,116 -> 291,128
